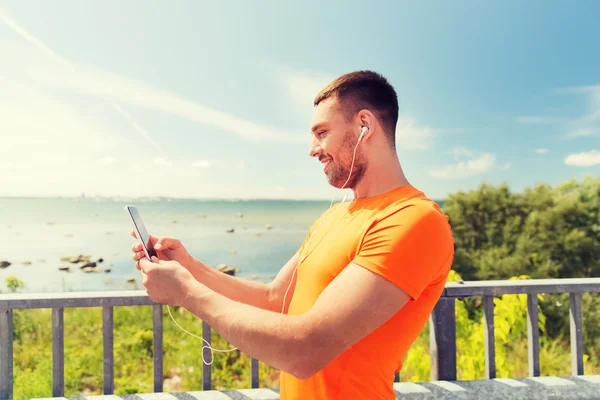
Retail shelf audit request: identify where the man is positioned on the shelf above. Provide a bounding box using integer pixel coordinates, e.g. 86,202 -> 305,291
133,70 -> 455,399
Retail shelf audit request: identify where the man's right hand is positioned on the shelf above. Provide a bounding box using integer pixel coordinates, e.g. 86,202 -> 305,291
131,231 -> 192,270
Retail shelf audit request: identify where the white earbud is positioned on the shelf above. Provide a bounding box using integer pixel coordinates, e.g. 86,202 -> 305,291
358,126 -> 368,142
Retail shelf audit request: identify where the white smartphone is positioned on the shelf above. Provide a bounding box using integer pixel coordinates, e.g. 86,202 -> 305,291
125,205 -> 158,259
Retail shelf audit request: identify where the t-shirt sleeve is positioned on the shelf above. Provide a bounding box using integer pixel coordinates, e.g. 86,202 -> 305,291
352,203 -> 454,300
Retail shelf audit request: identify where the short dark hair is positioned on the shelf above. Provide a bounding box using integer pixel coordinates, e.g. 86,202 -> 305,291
314,70 -> 399,147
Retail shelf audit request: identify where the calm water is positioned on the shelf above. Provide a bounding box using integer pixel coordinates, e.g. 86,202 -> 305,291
0,196 -> 444,294
0,197 -> 330,293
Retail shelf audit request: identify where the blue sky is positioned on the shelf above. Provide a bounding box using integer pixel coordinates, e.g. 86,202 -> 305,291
1,1 -> 598,200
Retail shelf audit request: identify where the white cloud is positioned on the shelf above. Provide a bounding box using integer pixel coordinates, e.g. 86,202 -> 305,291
112,104 -> 162,152
502,162 -> 512,169
131,163 -> 144,173
517,116 -> 564,125
429,153 -> 496,179
450,147 -> 475,158
554,85 -> 600,138
191,160 -> 212,168
535,148 -> 550,154
564,128 -> 596,139
395,117 -> 436,150
0,8 -> 71,69
29,64 -> 302,144
564,150 -> 600,167
0,10 -> 310,198
395,118 -> 467,151
153,158 -> 172,167
0,12 -> 301,145
267,63 -> 333,108
100,156 -> 117,165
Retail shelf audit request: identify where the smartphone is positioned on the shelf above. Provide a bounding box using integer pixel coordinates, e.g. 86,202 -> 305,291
125,205 -> 158,259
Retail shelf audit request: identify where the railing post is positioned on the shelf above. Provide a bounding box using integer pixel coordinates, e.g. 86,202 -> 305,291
52,308 -> 64,397
251,358 -> 259,388
527,294 -> 540,377
569,293 -> 584,376
483,295 -> 496,379
0,309 -> 13,400
103,306 -> 114,394
153,304 -> 163,392
429,297 -> 456,381
202,321 -> 211,390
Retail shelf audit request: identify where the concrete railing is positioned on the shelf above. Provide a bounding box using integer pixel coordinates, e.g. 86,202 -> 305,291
1,277 -> 600,399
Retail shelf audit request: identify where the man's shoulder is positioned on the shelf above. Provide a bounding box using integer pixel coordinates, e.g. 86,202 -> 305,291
379,189 -> 447,223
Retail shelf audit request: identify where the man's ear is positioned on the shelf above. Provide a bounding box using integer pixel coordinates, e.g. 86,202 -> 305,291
356,109 -> 375,139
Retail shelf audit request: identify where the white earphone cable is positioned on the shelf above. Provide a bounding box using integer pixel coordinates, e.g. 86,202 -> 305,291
165,126 -> 367,365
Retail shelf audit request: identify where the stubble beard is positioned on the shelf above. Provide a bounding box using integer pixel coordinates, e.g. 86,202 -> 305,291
326,132 -> 367,189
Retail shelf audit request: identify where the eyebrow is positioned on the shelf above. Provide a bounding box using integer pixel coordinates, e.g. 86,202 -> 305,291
311,123 -> 326,133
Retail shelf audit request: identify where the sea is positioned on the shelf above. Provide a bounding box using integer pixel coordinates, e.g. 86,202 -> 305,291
0,197 -> 330,293
0,196 -> 444,294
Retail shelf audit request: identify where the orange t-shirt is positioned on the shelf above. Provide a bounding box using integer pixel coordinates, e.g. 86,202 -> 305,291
279,185 -> 455,400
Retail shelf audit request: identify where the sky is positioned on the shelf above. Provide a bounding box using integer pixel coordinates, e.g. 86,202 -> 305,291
0,1 -> 598,200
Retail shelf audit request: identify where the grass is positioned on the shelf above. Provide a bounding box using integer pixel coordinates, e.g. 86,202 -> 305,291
10,301 -> 600,399
4,271 -> 599,399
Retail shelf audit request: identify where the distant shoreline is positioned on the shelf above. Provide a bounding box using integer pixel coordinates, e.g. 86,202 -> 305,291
0,195 -> 445,203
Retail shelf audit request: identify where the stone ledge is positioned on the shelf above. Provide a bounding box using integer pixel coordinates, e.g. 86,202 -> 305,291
30,375 -> 600,400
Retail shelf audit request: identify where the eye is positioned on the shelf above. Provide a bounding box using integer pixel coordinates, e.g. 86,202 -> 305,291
318,130 -> 328,138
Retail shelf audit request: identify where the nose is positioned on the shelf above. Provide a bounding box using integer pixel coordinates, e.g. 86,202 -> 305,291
309,136 -> 322,158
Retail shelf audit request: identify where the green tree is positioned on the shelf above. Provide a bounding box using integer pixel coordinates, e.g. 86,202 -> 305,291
442,176 -> 600,355
5,276 -> 25,293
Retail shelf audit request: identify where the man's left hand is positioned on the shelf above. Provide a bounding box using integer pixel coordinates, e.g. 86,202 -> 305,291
138,256 -> 196,306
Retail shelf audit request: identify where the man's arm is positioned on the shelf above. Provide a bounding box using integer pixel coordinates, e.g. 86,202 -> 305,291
184,252 -> 300,313
181,262 -> 410,379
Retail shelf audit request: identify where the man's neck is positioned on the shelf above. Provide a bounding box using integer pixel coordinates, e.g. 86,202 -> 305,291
351,155 -> 410,199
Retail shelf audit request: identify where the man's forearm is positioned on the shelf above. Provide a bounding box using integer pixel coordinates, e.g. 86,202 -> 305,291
184,257 -> 277,311
182,280 -> 315,379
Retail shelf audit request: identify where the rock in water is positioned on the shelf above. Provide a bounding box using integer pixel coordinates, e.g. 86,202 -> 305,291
58,266 -> 70,272
63,254 -> 91,264
0,261 -> 11,268
226,228 -> 235,233
265,224 -> 272,230
216,264 -> 236,276
81,262 -> 97,269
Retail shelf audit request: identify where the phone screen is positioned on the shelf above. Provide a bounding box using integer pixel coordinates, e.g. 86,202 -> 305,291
125,205 -> 158,259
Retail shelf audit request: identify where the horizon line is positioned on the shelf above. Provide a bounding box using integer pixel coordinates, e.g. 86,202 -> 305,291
0,194 -> 448,202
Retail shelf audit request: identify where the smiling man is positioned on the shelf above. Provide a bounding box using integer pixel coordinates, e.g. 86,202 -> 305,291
134,70 -> 455,400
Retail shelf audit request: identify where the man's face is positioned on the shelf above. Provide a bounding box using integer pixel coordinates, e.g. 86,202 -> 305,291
309,98 -> 367,189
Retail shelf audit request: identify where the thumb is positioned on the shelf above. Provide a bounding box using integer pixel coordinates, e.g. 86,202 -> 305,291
154,237 -> 178,250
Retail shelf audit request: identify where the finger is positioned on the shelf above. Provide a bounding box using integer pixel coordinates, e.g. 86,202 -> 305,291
131,230 -> 137,239
154,237 -> 167,250
154,236 -> 179,251
131,242 -> 143,252
138,257 -> 157,273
